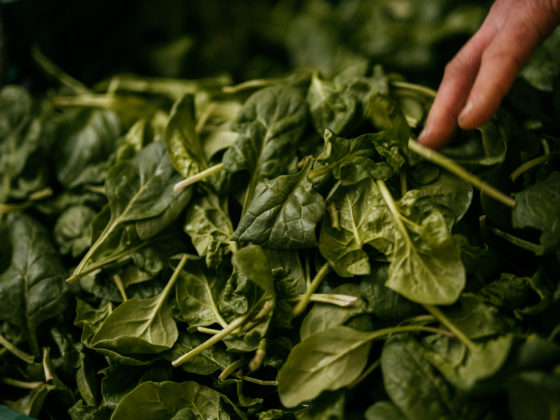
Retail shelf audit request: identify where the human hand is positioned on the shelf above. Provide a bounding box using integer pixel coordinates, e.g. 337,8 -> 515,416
418,0 -> 560,149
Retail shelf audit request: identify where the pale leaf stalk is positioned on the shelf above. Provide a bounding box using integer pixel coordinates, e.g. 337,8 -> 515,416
42,347 -> 54,382
292,262 -> 331,316
218,359 -> 245,382
235,374 -> 278,386
174,163 -> 224,191
0,334 -> 34,364
488,225 -> 545,254
424,304 -> 477,352
1,377 -> 44,389
288,293 -> 358,307
390,80 -> 437,98
408,139 -> 516,208
172,311 -> 251,367
510,151 -> 559,182
113,274 -> 128,302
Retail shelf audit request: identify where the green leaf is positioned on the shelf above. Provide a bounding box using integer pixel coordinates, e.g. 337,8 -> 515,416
422,334 -> 514,390
310,130 -> 396,185
277,326 -> 372,408
163,332 -> 234,375
54,205 -> 96,257
184,193 -> 234,267
0,214 -> 68,355
89,255 -> 186,354
68,400 -> 112,420
440,118 -> 508,166
222,86 -> 308,206
232,158 -> 325,249
232,245 -> 275,297
512,171 -> 560,252
365,401 -> 407,420
381,335 -> 471,420
318,178 -> 393,277
69,141 -> 192,282
164,93 -> 207,178
379,183 -> 466,305
300,284 -> 366,340
175,259 -> 228,328
111,381 -> 236,420
55,108 -> 120,188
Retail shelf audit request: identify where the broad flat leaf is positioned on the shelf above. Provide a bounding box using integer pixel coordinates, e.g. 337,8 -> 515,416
70,141 -> 191,281
310,130 -> 395,185
232,245 -> 275,297
164,93 -> 207,178
184,193 -> 234,267
111,381 -> 234,420
68,400 -> 113,420
440,118 -> 508,166
55,108 -> 120,188
512,171 -> 560,252
384,188 -> 465,305
422,334 -> 514,390
300,284 -> 366,339
222,86 -> 308,204
0,214 -> 68,355
381,335 -> 472,420
365,401 -> 407,420
54,205 -> 96,257
90,263 -> 181,353
175,259 -> 228,328
277,326 -> 372,408
413,172 -> 473,228
318,178 -> 394,277
232,159 -> 325,249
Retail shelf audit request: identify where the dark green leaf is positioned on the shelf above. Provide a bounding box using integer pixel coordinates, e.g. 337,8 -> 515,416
0,214 -> 68,354
232,159 -> 325,249
277,326 -> 372,408
512,171 -> 560,252
111,381 -> 236,420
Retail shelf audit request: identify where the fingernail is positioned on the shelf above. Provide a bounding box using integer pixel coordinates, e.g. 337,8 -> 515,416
458,101 -> 473,126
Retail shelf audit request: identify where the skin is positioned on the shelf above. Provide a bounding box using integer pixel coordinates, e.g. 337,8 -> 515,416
418,0 -> 560,149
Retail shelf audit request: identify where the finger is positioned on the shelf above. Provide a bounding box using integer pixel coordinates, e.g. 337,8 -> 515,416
458,11 -> 558,129
418,25 -> 497,148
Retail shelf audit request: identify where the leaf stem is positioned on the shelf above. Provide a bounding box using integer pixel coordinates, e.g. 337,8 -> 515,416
112,274 -> 128,301
292,262 -> 331,316
32,47 -> 90,94
0,187 -> 53,214
235,374 -> 278,386
509,152 -> 559,182
161,254 -> 189,302
42,347 -> 54,382
488,225 -> 545,254
288,293 -> 358,307
197,326 -> 221,335
172,309 -> 254,367
390,80 -> 437,98
173,163 -> 224,191
218,359 -> 245,382
423,304 -> 477,352
67,240 -> 148,283
0,377 -> 44,389
408,139 -> 516,208
0,334 -> 34,363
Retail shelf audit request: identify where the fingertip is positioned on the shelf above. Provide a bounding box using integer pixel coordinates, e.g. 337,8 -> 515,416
417,119 -> 456,149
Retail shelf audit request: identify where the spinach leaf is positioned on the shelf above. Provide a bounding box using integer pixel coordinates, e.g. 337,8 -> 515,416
175,258 -> 228,328
68,141 -> 192,282
55,108 -> 120,188
111,381 -> 239,420
222,86 -> 308,208
310,130 -> 395,185
184,193 -> 234,267
365,401 -> 407,420
277,326 -> 372,408
0,214 -> 68,355
381,334 -> 473,420
232,158 -> 325,249
89,254 -> 187,354
165,93 -> 207,178
379,182 -> 466,305
318,178 -> 393,277
54,205 -> 96,257
512,171 -> 560,252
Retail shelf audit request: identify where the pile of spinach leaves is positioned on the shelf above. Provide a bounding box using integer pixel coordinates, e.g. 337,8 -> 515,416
2,6 -> 560,420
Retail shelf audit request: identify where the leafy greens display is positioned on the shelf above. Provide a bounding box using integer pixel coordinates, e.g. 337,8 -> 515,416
1,2 -> 560,419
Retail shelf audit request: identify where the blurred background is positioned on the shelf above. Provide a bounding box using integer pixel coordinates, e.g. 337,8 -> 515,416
0,0 -> 492,90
